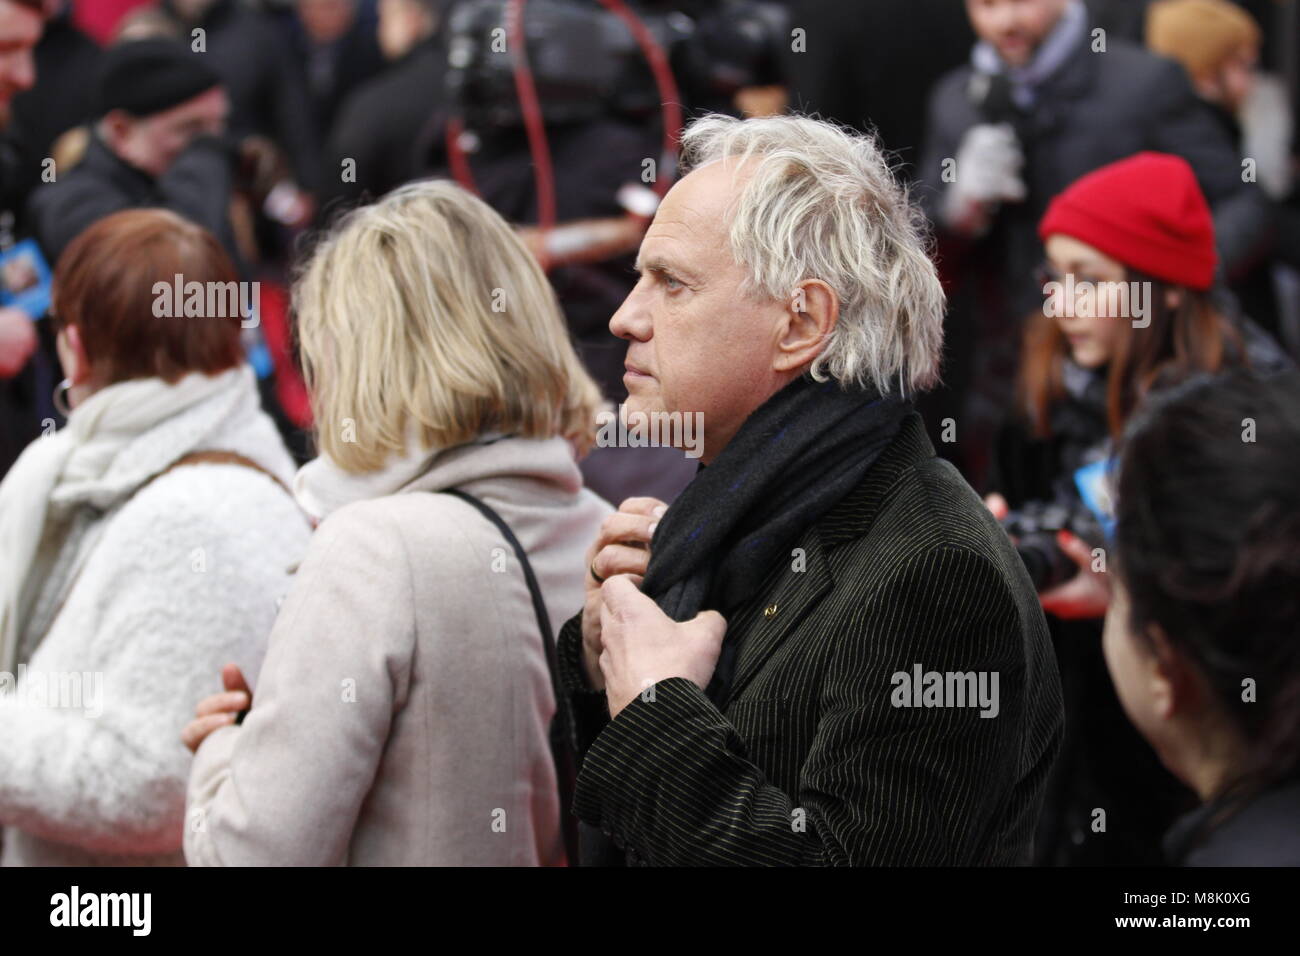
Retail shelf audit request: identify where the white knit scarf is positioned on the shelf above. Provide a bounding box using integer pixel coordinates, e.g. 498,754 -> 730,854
0,366 -> 259,674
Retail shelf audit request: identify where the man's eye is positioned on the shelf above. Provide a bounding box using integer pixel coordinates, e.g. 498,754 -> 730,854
662,273 -> 683,291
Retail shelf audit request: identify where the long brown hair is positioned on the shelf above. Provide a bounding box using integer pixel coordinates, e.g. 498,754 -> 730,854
1017,271 -> 1244,440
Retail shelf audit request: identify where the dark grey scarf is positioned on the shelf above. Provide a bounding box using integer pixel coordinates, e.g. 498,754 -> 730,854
645,374 -> 910,620
579,373 -> 911,865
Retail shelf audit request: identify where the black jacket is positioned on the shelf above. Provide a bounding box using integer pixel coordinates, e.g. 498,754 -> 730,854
26,133 -> 239,269
558,413 -> 1065,865
1165,780 -> 1300,866
162,0 -> 321,191
317,38 -> 447,221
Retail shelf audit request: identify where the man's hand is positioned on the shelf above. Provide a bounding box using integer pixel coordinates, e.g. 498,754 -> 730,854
943,123 -> 1027,236
598,575 -> 726,719
0,306 -> 37,379
580,496 -> 666,689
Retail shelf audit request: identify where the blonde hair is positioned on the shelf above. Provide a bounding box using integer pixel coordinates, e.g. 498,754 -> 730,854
295,179 -> 603,472
679,113 -> 945,397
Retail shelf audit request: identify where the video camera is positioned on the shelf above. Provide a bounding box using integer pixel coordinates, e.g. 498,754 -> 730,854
444,0 -> 788,130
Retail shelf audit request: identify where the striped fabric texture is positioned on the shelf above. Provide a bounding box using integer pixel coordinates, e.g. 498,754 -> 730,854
558,413 -> 1065,865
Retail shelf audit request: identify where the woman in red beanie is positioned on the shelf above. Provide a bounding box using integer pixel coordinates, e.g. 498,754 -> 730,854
986,151 -> 1290,866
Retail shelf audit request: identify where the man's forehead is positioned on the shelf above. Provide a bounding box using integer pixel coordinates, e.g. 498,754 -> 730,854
638,159 -> 751,264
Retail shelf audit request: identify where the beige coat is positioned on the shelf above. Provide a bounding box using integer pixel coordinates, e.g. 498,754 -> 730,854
184,436 -> 609,866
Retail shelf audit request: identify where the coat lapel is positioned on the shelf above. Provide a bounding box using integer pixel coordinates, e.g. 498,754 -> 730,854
715,415 -> 934,707
719,525 -> 833,707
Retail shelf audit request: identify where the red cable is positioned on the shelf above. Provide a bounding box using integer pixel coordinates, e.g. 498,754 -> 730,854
598,0 -> 684,197
445,115 -> 481,195
507,0 -> 558,236
457,0 -> 685,270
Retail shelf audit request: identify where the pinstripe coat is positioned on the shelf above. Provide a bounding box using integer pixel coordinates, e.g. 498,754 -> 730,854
558,413 -> 1064,865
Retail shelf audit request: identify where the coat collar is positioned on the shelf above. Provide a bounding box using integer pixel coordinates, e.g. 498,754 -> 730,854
82,134 -> 160,202
816,412 -> 936,550
719,412 -> 936,704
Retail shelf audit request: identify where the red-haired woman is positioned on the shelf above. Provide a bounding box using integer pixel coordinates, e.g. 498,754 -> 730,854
987,152 -> 1290,866
0,209 -> 310,866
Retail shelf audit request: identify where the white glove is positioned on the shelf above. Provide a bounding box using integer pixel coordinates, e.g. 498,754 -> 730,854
942,123 -> 1027,234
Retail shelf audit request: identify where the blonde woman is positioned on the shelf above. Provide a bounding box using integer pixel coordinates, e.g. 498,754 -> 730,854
182,180 -> 610,866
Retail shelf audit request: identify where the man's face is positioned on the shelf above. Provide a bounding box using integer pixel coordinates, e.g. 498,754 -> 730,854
0,1 -> 42,116
965,0 -> 1067,68
171,0 -> 218,22
1197,44 -> 1258,114
298,0 -> 356,46
114,86 -> 228,177
379,0 -> 427,61
609,160 -> 790,463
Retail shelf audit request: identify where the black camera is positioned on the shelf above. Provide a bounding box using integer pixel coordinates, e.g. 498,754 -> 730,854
1001,499 -> 1102,592
444,0 -> 788,130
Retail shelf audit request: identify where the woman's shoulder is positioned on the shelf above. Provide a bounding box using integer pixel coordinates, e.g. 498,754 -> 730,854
316,485 -> 607,578
108,461 -> 310,572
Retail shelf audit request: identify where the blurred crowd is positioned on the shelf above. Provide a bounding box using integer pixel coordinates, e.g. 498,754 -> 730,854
0,0 -> 1297,868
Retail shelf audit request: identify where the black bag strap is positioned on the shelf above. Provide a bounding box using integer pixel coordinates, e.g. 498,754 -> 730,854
440,488 -> 579,864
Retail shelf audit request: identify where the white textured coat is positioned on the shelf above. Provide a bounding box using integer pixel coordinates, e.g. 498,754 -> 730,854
0,368 -> 309,866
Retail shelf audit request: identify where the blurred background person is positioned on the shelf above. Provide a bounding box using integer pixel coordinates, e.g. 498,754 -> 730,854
986,152 -> 1290,865
159,0 -> 321,193
917,0 -> 1266,490
0,208 -> 309,866
26,35 -> 315,464
779,0 -> 973,179
284,0 -> 384,147
1147,0 -> 1300,354
182,180 -> 608,866
1105,368 -> 1300,865
8,1 -> 99,200
315,0 -> 446,221
26,37 -> 235,264
0,0 -> 44,478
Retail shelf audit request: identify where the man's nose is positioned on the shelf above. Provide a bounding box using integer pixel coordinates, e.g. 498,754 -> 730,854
610,284 -> 652,341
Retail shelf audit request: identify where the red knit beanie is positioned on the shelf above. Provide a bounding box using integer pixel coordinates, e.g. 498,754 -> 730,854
1038,152 -> 1217,291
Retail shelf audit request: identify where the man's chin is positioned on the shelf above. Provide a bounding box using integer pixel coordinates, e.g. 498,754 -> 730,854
620,395 -> 661,423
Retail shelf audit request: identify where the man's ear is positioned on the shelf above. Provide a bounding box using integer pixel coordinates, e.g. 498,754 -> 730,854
1146,623 -> 1199,721
98,111 -> 134,153
774,279 -> 837,374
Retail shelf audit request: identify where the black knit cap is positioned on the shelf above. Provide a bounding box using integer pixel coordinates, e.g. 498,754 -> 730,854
96,39 -> 223,119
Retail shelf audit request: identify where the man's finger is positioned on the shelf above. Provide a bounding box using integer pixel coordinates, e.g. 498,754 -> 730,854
592,543 -> 651,582
600,573 -> 651,614
595,512 -> 657,550
690,609 -> 727,640
617,497 -> 668,518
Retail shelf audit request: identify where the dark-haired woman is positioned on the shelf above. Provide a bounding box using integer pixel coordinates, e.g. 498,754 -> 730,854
986,152 -> 1290,865
1106,369 -> 1300,865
